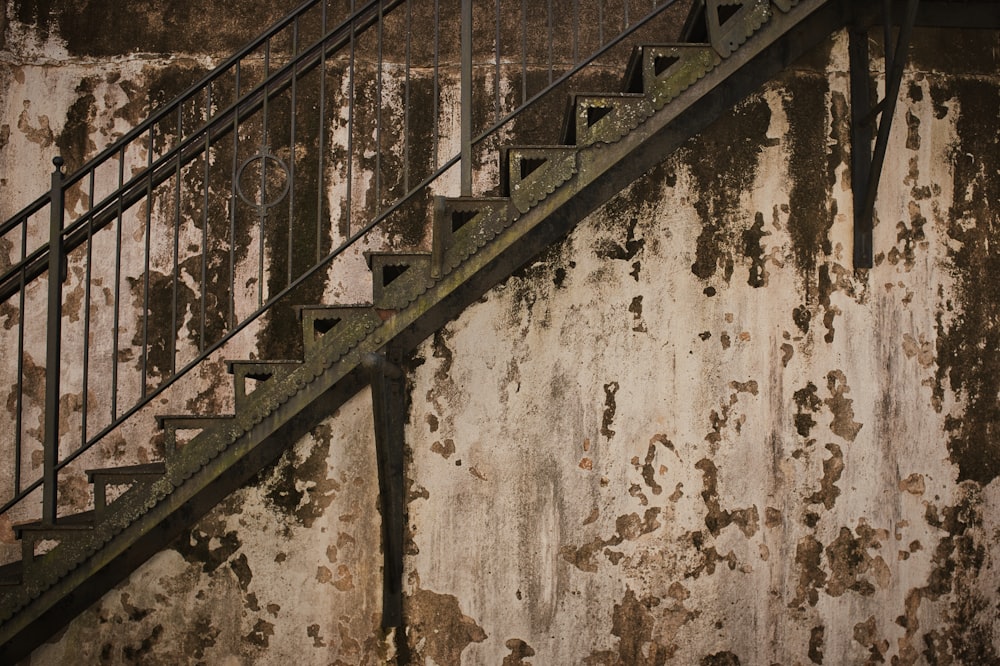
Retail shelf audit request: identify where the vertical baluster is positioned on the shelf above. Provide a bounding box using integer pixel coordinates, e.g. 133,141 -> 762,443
520,0 -> 528,104
202,84 -> 211,351
433,0 -> 441,169
376,2 -> 384,211
461,0 -> 473,197
316,0 -> 328,261
82,172 -> 95,449
494,0 -> 501,123
404,0 -> 412,193
15,223 -> 28,497
289,17 -> 300,287
42,156 -> 65,525
345,0 -> 357,237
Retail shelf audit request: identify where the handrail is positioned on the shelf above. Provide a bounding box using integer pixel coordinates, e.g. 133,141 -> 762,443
0,0 -> 682,516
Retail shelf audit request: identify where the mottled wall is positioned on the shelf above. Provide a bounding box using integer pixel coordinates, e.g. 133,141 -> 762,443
3,1 -> 1000,664
398,29 -> 1000,665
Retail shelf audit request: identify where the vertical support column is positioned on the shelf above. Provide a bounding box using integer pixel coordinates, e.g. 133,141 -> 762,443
851,0 -> 920,269
43,156 -> 65,525
363,351 -> 407,629
461,0 -> 473,197
850,27 -> 874,268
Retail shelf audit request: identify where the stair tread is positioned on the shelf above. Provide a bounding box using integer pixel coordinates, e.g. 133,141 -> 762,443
85,462 -> 167,479
155,414 -> 234,426
14,511 -> 96,534
225,359 -> 301,372
293,303 -> 374,315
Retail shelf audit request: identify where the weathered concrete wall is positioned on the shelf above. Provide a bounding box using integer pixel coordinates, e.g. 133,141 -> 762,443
2,1 -> 999,664
396,29 -> 1000,664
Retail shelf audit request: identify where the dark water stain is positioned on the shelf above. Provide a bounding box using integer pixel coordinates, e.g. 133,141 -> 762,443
684,95 -> 773,284
742,212 -> 769,288
809,625 -> 825,664
127,269 -> 196,386
253,63 -> 338,361
13,0 -> 303,56
782,73 -> 835,294
406,586 -> 487,665
122,624 -> 163,661
259,422 -> 340,527
55,76 -> 98,175
595,206 -> 646,262
902,486 -> 1000,664
931,78 -> 1000,485
188,615 -> 221,659
230,552 -> 252,592
173,523 -> 241,574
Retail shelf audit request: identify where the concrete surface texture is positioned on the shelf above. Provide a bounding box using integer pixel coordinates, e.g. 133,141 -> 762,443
1,0 -> 999,663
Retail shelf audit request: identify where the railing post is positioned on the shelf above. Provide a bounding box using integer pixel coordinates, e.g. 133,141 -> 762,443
43,156 -> 65,525
461,0 -> 473,197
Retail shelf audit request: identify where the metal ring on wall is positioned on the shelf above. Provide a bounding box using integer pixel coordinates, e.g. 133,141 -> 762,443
236,147 -> 291,214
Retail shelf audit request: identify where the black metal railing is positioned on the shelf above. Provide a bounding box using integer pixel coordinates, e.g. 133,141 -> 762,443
0,0 -> 686,527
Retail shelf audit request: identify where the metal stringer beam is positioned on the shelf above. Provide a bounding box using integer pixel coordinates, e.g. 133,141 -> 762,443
362,352 -> 407,630
852,0 -> 920,268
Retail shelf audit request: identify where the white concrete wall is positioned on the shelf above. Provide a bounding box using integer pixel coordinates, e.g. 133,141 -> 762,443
2,3 -> 999,663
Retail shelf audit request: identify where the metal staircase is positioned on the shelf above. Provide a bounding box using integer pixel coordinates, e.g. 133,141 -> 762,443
0,0 -> 883,659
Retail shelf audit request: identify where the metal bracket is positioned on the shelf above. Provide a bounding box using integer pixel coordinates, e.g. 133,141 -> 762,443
362,352 -> 406,629
852,0 -> 920,268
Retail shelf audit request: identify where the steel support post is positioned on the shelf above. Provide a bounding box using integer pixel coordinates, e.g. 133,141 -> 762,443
42,157 -> 65,525
363,352 -> 407,628
852,0 -> 920,268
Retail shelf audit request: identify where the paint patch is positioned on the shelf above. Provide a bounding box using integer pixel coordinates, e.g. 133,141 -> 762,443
695,459 -> 759,538
601,381 -> 619,439
824,371 -> 862,442
583,589 -> 675,664
406,587 -> 487,664
807,443 -> 843,510
503,638 -> 535,665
